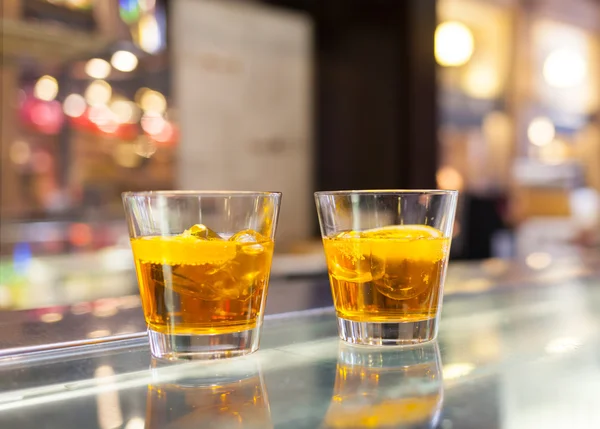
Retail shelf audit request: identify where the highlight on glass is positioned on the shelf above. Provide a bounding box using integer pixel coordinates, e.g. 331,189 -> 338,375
123,191 -> 281,360
315,190 -> 458,346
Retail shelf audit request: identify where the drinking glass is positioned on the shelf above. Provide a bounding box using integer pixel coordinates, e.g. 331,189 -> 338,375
315,190 -> 458,345
123,191 -> 281,360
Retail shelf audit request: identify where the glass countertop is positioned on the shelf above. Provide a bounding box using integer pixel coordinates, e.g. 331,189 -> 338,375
2,272 -> 600,428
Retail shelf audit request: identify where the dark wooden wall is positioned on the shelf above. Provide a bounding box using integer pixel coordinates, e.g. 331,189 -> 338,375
265,0 -> 438,191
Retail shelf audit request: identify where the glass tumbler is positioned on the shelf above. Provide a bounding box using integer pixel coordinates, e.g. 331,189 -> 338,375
315,190 -> 457,345
123,191 -> 281,360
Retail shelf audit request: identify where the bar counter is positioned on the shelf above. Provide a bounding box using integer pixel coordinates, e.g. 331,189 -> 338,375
1,251 -> 600,428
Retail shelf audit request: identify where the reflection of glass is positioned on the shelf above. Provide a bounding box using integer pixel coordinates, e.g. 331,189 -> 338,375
123,191 -> 281,360
315,191 -> 458,345
146,359 -> 273,429
322,342 -> 443,429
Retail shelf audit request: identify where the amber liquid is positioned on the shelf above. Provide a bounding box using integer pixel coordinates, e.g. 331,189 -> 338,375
131,230 -> 274,335
145,374 -> 272,429
323,228 -> 450,323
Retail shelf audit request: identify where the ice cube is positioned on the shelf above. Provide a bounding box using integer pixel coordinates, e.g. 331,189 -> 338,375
184,224 -> 223,240
333,230 -> 361,240
229,229 -> 267,243
329,253 -> 385,283
229,229 -> 267,255
374,259 -> 433,300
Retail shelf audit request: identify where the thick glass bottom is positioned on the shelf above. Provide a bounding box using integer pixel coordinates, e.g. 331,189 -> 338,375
337,317 -> 438,346
148,325 -> 260,360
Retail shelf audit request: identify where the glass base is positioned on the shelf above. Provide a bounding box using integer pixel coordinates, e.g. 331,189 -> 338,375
337,317 -> 438,346
148,326 -> 260,361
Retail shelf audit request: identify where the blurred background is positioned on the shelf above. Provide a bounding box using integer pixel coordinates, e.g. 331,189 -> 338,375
1,0 -> 600,316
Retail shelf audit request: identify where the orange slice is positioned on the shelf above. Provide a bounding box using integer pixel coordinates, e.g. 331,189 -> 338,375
360,225 -> 443,239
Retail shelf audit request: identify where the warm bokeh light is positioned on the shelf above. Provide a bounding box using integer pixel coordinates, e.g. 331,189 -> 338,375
135,87 -> 150,104
141,112 -> 166,135
137,13 -> 161,54
68,223 -> 93,247
40,312 -> 63,323
436,166 -> 464,191
85,58 -> 111,79
63,93 -> 87,118
65,0 -> 92,8
85,80 -> 112,106
462,62 -> 502,99
543,49 -> 587,88
34,75 -> 59,101
134,136 -> 157,158
139,89 -> 166,114
435,21 -> 474,67
527,117 -> 555,147
30,101 -> 64,134
111,50 -> 138,72
88,105 -> 116,128
98,119 -> 119,134
110,99 -> 139,124
525,252 -> 552,270
152,121 -> 174,143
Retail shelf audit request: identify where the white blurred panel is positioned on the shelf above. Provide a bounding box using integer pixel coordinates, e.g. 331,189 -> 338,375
172,0 -> 313,249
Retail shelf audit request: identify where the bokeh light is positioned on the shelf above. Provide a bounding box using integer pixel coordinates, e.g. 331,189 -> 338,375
88,105 -> 115,126
30,101 -> 64,134
110,50 -> 138,72
34,75 -> 59,101
525,252 -> 552,270
40,312 -> 63,323
139,89 -> 166,114
543,49 -> 587,88
110,99 -> 139,124
137,13 -> 161,54
68,223 -> 93,247
63,93 -> 87,118
462,62 -> 501,99
527,117 -> 555,147
152,121 -> 174,143
435,21 -> 474,67
436,166 -> 464,191
119,0 -> 140,24
134,136 -> 157,158
141,112 -> 166,135
85,58 -> 111,79
98,119 -> 119,134
85,80 -> 112,106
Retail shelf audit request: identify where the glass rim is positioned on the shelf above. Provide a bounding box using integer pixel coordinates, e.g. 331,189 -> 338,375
122,190 -> 282,199
314,189 -> 458,197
